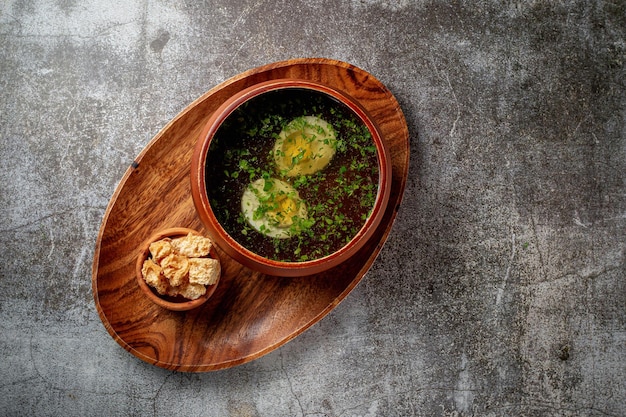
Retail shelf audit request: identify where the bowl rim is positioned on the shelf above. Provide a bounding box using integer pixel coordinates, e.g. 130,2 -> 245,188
190,78 -> 392,277
135,227 -> 220,311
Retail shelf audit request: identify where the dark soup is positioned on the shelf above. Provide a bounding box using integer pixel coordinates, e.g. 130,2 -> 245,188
205,88 -> 380,262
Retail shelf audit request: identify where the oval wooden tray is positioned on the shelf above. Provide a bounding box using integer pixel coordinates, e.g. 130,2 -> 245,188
92,58 -> 410,372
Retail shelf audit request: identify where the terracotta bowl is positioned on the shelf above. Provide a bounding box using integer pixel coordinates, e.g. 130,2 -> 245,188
190,79 -> 392,277
135,227 -> 220,311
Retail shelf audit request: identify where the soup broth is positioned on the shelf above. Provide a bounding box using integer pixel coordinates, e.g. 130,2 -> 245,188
205,88 -> 380,262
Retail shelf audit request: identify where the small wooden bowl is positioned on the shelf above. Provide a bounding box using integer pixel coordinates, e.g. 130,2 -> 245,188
135,227 -> 220,311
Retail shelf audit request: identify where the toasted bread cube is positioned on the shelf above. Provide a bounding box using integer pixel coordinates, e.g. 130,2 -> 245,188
141,259 -> 171,295
188,257 -> 220,285
149,239 -> 172,263
171,233 -> 212,258
177,283 -> 207,300
160,253 -> 190,287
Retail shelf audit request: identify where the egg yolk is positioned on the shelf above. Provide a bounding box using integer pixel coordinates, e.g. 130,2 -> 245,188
285,132 -> 314,164
265,194 -> 298,227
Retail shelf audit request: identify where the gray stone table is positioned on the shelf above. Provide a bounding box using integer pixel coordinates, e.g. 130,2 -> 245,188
1,1 -> 624,416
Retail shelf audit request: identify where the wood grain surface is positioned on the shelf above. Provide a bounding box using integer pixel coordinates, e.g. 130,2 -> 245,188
91,58 -> 410,372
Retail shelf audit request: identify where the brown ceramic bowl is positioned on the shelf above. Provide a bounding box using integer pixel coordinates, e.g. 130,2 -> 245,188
135,227 -> 220,311
190,79 -> 392,277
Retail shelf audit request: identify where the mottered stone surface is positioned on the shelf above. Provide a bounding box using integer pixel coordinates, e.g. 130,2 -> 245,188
1,1 -> 625,416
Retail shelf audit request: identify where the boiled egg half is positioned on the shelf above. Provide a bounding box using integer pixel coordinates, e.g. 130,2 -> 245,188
241,178 -> 308,239
273,116 -> 337,177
